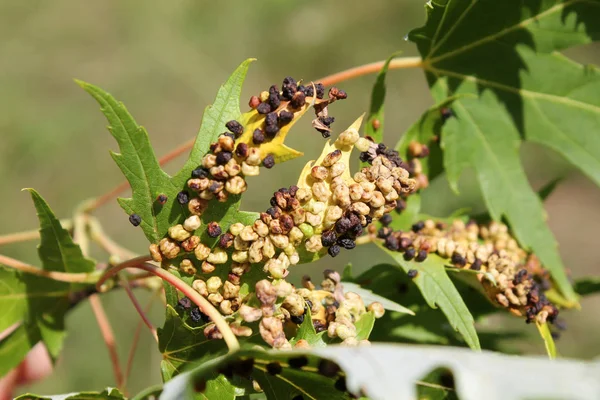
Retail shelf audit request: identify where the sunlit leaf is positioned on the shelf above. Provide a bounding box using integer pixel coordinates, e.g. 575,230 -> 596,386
78,59 -> 256,244
536,321 -> 557,359
365,51 -> 402,144
340,282 -> 414,315
409,0 -> 600,305
0,190 -> 95,376
377,245 -> 480,350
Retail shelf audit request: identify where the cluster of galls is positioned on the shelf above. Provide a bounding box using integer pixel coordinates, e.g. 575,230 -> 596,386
300,133 -> 417,258
247,76 -> 347,140
234,270 -> 384,349
297,270 -> 385,345
379,219 -> 559,325
145,114 -> 417,346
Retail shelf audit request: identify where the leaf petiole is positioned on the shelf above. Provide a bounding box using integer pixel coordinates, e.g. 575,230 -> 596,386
96,256 -> 240,352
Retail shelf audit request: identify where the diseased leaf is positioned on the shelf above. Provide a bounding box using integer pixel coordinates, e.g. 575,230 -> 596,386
0,190 -> 96,375
15,387 -> 125,400
235,95 -> 318,165
160,345 -> 600,400
340,282 -> 414,315
377,245 -> 480,350
409,0 -> 600,304
365,52 -> 402,144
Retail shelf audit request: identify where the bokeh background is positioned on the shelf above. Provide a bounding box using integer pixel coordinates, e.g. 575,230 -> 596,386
1,0 -> 599,396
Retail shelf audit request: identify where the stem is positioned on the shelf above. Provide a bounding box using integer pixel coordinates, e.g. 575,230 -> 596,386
0,254 -> 100,283
317,56 -> 423,87
0,220 -> 72,246
88,216 -> 138,260
123,295 -> 157,392
122,279 -> 158,342
89,294 -> 124,389
97,256 -> 240,352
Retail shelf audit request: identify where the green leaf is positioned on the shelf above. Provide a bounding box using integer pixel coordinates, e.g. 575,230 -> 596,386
377,245 -> 480,350
354,263 -> 498,348
177,59 -> 255,182
365,51 -> 402,143
290,307 -> 327,348
27,189 -> 96,276
15,387 -> 125,400
0,190 -> 95,375
353,312 -> 375,341
161,344 -> 600,400
538,177 -> 563,202
442,98 -> 577,304
409,0 -> 600,304
158,305 -> 228,381
0,324 -> 40,377
536,321 -> 557,359
0,266 -> 27,333
78,59 -> 256,244
395,97 -> 458,181
574,276 -> 600,296
76,80 -> 176,244
340,282 -> 414,315
388,194 -> 421,231
417,368 -> 459,400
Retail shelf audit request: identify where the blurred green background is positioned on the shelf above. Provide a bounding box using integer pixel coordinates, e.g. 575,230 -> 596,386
1,0 -> 599,396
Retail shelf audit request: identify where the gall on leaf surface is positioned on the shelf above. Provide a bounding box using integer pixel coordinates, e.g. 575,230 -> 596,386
409,0 -> 600,305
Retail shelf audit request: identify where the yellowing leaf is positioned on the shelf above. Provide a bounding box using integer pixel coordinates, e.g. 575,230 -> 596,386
236,95 -> 326,164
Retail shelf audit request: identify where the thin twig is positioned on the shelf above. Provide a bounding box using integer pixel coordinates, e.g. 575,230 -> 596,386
88,216 -> 138,260
122,279 -> 158,342
0,220 -> 72,246
0,254 -> 100,283
97,256 -> 240,352
317,56 -> 423,87
122,294 -> 157,391
89,294 -> 124,389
